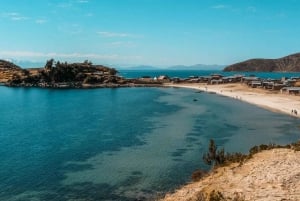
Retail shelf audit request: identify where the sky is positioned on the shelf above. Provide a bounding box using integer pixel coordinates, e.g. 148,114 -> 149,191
1,0 -> 300,67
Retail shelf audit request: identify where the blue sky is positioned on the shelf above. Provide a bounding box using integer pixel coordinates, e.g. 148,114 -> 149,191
1,0 -> 300,67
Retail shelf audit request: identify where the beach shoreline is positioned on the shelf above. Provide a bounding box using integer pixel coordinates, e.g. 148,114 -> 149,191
164,83 -> 300,119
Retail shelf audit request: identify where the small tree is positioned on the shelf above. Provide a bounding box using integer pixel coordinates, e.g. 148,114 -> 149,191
203,139 -> 217,165
45,58 -> 54,70
203,139 -> 225,166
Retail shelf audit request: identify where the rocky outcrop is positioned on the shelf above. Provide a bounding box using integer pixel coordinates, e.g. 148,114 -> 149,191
223,53 -> 300,72
0,59 -> 163,88
2,59 -> 125,88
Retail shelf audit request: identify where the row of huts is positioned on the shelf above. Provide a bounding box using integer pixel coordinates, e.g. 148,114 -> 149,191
138,74 -> 300,94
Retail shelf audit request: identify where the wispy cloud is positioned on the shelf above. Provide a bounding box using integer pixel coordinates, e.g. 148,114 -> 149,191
211,4 -> 230,9
0,51 -> 142,62
2,12 -> 29,21
97,31 -> 142,38
57,2 -> 73,8
35,19 -> 47,24
57,0 -> 88,8
108,41 -> 137,48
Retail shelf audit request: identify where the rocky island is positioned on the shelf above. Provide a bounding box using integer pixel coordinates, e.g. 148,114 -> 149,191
0,59 -> 162,88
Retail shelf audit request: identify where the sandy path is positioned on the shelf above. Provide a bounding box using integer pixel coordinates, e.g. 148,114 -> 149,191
165,83 -> 300,118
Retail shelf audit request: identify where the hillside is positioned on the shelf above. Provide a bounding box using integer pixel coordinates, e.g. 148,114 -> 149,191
0,60 -> 24,82
162,147 -> 300,201
223,53 -> 300,72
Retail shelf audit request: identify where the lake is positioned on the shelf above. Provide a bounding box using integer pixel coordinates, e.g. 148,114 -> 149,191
0,86 -> 299,200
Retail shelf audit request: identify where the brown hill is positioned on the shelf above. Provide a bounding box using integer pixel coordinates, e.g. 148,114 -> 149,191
0,60 -> 23,82
0,60 -> 22,70
223,53 -> 300,72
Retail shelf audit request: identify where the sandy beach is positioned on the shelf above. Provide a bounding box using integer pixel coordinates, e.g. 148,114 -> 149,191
165,83 -> 300,118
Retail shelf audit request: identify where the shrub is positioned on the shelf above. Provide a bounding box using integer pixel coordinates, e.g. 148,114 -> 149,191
192,169 -> 207,182
209,190 -> 226,201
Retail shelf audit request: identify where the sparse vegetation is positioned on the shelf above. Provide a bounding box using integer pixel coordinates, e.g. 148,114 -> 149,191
188,139 -> 300,201
202,139 -> 300,170
202,139 -> 248,168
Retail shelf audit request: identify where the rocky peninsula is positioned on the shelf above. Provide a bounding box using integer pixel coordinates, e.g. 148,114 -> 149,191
0,59 -> 163,88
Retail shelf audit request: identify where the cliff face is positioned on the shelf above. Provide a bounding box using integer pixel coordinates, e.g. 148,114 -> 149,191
223,53 -> 300,72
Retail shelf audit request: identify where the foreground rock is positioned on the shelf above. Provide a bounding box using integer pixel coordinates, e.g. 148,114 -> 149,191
161,148 -> 300,201
223,52 -> 300,72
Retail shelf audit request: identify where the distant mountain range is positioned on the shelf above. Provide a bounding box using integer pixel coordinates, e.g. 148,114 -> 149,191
223,53 -> 300,72
167,64 -> 225,70
122,64 -> 225,70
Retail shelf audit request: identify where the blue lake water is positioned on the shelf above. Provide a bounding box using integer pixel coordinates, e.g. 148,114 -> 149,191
0,86 -> 300,200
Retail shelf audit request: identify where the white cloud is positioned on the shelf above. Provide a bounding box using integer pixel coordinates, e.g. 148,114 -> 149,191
97,31 -> 143,38
2,12 -> 29,21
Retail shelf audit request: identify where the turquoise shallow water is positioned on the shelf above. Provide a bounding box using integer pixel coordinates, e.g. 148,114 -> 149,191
0,86 -> 299,200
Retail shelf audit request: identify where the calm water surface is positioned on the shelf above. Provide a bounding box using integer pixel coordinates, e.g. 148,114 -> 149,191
118,69 -> 300,79
0,86 -> 299,200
